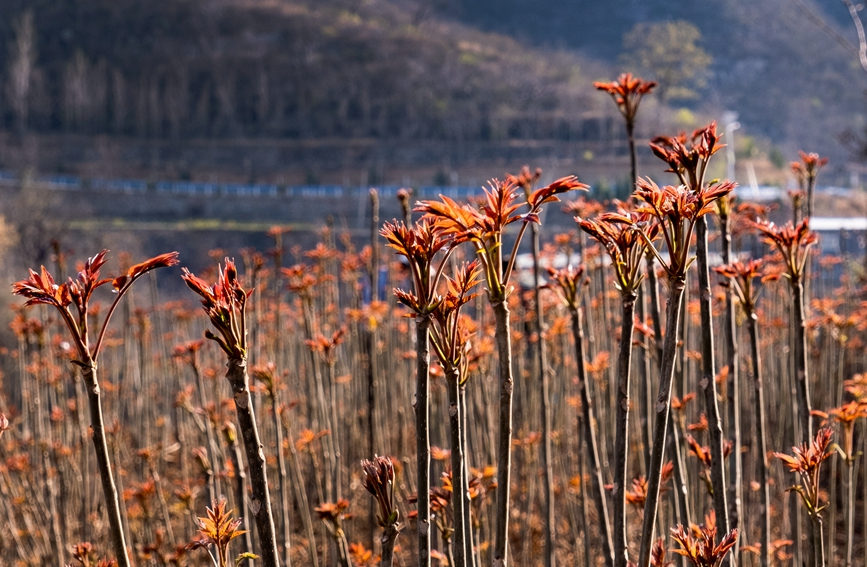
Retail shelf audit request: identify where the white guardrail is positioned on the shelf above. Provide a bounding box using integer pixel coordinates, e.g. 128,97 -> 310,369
0,170 -> 489,199
0,170 -> 856,203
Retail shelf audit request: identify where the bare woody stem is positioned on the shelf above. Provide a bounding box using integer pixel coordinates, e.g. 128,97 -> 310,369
226,357 -> 281,567
300,301 -> 336,503
626,122 -> 637,191
806,174 -> 816,220
645,255 -> 663,361
459,385 -> 477,567
370,190 -> 380,297
636,277 -> 685,567
269,392 -> 293,567
637,284 -> 653,472
719,211 -> 742,548
34,335 -> 65,567
812,516 -> 826,567
645,262 -> 668,521
333,527 -> 352,567
695,217 -> 731,544
82,364 -> 132,567
380,524 -> 401,567
530,221 -> 556,567
746,311 -> 771,567
326,360 -> 342,502
281,411 -> 320,567
788,273 -> 811,567
366,329 -> 379,510
191,358 -> 220,505
627,109 -> 662,365
858,429 -> 867,567
791,276 -> 813,440
613,293 -> 637,567
492,299 -> 514,567
226,426 -> 256,564
846,458 -> 856,567
447,368 -> 469,567
570,306 -> 614,567
667,407 -> 692,527
415,316 -> 432,567
632,124 -> 663,479
368,192 -> 381,552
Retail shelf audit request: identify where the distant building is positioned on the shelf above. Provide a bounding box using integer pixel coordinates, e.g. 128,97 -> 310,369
732,185 -> 783,202
809,217 -> 867,256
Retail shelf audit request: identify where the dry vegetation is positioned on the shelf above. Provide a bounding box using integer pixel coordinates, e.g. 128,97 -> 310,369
1,74 -> 866,567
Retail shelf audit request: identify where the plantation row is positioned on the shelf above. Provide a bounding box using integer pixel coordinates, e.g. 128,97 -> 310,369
1,75 -> 861,567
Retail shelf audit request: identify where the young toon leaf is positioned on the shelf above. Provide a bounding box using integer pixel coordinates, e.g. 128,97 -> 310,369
112,251 -> 180,290
594,73 -> 657,126
670,523 -> 738,567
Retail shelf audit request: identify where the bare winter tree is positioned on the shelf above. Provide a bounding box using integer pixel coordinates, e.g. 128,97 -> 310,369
147,74 -> 164,137
164,68 -> 190,140
6,11 -> 37,133
256,65 -> 271,131
842,0 -> 867,72
89,59 -> 108,133
213,65 -> 238,136
111,68 -> 128,134
790,0 -> 867,73
62,51 -> 91,131
134,75 -> 149,136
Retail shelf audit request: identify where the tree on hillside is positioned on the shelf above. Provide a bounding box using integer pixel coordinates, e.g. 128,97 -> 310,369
620,20 -> 711,104
5,11 -> 36,133
834,0 -> 867,163
840,0 -> 867,73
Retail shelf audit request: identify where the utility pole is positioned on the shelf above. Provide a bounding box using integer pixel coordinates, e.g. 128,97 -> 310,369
723,111 -> 740,184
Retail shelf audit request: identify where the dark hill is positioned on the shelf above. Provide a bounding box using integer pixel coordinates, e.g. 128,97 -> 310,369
445,0 -> 865,161
0,0 -> 612,142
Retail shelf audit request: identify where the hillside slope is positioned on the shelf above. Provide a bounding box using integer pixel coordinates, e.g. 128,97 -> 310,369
0,0 -> 858,173
447,0 -> 865,162
0,0 -> 617,143
450,0 -> 867,162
